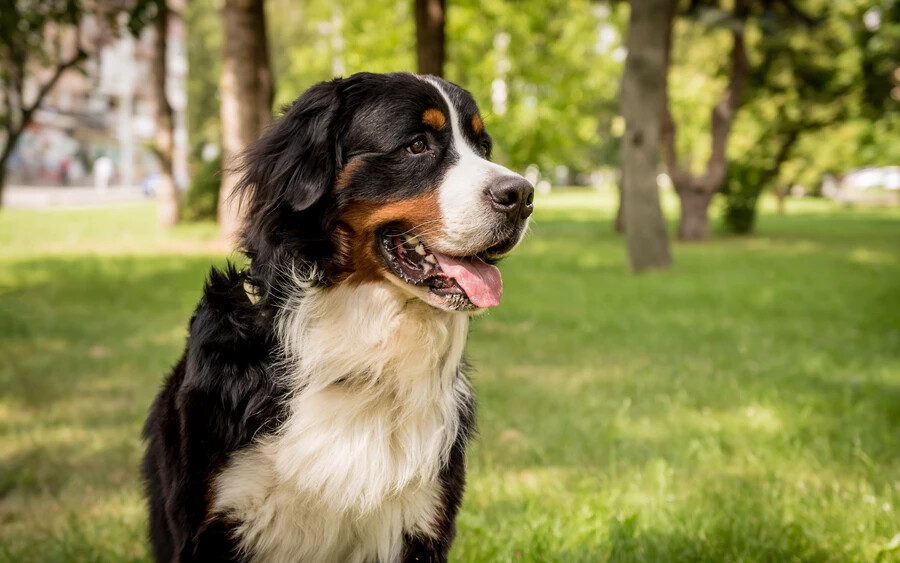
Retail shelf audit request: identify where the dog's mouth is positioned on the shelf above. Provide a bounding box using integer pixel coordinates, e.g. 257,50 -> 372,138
378,225 -> 508,309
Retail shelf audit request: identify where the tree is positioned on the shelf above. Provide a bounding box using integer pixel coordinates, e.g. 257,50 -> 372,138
193,0 -> 626,191
614,182 -> 625,233
185,0 -> 222,158
219,0 -> 274,242
447,0 -> 625,176
0,1 -> 115,203
152,0 -> 179,226
132,0 -> 180,226
723,0 -> 900,233
415,0 -> 445,76
620,0 -> 673,272
661,0 -> 749,241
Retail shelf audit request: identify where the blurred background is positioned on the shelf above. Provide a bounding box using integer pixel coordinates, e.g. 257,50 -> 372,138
1,0 -> 898,561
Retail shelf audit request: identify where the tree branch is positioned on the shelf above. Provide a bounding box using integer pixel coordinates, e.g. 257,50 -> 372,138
775,0 -> 821,26
759,129 -> 799,187
700,11 -> 748,192
8,49 -> 25,132
662,0 -> 750,197
754,105 -> 846,193
20,15 -> 87,124
659,0 -> 687,185
1,80 -> 13,131
19,48 -> 87,129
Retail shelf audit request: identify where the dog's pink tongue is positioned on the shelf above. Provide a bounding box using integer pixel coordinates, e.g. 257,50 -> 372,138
431,251 -> 503,308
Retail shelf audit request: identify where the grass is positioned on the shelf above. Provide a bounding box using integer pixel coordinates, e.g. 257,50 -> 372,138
1,193 -> 899,562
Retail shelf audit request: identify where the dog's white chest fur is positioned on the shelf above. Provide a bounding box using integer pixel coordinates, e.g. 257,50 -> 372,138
212,281 -> 471,563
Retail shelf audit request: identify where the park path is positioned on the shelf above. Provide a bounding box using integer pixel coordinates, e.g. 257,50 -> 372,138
2,185 -> 149,209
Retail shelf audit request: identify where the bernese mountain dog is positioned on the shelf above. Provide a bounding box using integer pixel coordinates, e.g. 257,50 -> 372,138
142,72 -> 533,562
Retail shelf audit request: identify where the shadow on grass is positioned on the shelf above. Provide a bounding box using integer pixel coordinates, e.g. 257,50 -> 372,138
459,209 -> 899,560
0,254 -> 219,535
1,206 -> 898,561
0,253 -> 222,405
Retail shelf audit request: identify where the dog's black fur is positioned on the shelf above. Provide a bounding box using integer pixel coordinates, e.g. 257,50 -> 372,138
142,72 -> 520,562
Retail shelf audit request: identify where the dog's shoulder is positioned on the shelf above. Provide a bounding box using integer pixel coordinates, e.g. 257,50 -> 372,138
191,263 -> 270,353
143,264 -> 290,560
180,263 -> 287,445
144,262 -> 289,480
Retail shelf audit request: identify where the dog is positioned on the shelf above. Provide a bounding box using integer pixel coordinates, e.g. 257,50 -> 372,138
142,72 -> 533,562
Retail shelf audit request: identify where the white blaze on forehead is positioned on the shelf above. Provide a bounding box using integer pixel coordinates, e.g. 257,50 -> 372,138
422,77 -> 523,254
422,77 -> 487,160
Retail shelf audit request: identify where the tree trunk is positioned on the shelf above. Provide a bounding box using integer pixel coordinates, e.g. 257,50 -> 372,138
152,0 -> 179,227
776,189 -> 786,215
252,0 -> 275,125
620,0 -> 673,272
661,0 -> 748,241
0,148 -> 11,205
219,0 -> 273,244
415,0 -> 445,77
614,179 -> 625,233
0,133 -> 18,205
0,45 -> 85,206
764,132 -> 799,218
676,184 -> 713,241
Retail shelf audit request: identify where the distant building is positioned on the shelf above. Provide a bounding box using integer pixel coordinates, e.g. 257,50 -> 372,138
822,167 -> 900,205
841,167 -> 900,191
6,12 -> 188,190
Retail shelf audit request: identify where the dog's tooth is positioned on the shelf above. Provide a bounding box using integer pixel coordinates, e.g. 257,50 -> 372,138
424,254 -> 436,264
414,244 -> 426,256
406,235 -> 420,246
423,263 -> 433,273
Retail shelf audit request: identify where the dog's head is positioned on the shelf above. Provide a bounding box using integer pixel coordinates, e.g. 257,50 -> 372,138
237,72 -> 533,312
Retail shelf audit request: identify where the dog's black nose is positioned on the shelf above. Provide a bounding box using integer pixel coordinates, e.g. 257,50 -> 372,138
487,176 -> 534,221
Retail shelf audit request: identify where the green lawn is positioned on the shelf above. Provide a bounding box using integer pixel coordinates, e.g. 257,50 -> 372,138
1,193 -> 899,562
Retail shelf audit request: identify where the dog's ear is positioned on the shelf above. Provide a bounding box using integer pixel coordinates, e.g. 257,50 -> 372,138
237,79 -> 343,213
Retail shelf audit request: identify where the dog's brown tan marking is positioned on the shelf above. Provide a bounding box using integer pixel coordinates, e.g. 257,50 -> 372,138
335,158 -> 365,190
422,108 -> 447,131
334,191 -> 444,284
471,114 -> 483,135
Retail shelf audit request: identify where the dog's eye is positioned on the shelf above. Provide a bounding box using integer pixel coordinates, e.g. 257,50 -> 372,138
407,139 -> 428,155
480,142 -> 490,158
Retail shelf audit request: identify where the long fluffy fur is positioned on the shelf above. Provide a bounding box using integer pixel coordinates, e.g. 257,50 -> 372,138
142,72 -> 529,562
212,278 -> 472,562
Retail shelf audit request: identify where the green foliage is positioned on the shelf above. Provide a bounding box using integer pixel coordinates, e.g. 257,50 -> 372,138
2,195 -> 900,560
722,0 -> 899,234
0,1 -> 132,145
722,161 -> 766,234
268,0 -> 416,109
0,0 -> 147,97
855,0 -> 900,116
0,0 -> 81,69
189,0 -> 628,178
182,0 -> 897,217
182,0 -> 225,223
667,16 -> 733,175
126,0 -> 159,38
445,0 -> 625,174
186,0 -> 223,159
181,155 -> 222,222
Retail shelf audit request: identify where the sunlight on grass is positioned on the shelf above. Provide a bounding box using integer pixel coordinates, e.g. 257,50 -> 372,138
849,246 -> 896,266
1,192 -> 899,561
